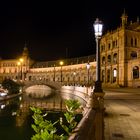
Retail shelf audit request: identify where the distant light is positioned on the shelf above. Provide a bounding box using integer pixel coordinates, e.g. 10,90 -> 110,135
17,62 -> 21,66
19,89 -> 22,93
0,104 -> 6,109
59,61 -> 64,66
86,63 -> 90,70
114,69 -> 117,77
19,58 -> 24,62
20,104 -> 23,108
73,72 -> 76,75
19,96 -> 22,101
0,92 -> 7,97
12,111 -> 17,116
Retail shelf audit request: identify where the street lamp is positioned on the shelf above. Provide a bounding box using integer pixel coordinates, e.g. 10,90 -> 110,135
93,18 -> 103,93
19,58 -> 24,81
59,61 -> 64,83
86,63 -> 90,86
73,72 -> 76,85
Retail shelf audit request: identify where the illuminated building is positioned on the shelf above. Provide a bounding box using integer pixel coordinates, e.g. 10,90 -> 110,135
1,12 -> 140,87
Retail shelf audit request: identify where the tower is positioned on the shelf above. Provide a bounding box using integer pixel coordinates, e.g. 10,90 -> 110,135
121,9 -> 128,27
22,42 -> 30,80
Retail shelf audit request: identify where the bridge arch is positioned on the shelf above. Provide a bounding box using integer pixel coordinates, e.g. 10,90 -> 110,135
22,81 -> 62,92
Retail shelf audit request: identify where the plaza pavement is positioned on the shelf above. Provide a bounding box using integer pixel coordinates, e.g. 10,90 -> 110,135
104,88 -> 140,140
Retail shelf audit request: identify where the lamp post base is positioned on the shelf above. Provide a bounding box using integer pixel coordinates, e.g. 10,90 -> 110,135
94,81 -> 103,93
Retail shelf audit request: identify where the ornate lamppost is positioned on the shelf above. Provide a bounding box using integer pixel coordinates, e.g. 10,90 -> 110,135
73,72 -> 76,86
93,18 -> 103,93
59,61 -> 64,83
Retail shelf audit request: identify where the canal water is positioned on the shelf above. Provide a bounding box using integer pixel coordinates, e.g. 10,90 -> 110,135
0,91 -> 86,140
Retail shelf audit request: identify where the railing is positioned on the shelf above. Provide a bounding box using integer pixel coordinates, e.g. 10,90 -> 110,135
68,108 -> 104,140
69,92 -> 105,140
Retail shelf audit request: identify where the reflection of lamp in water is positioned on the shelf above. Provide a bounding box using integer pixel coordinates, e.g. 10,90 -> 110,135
19,96 -> 22,101
12,111 -> 17,116
19,58 -> 24,81
17,62 -> 21,80
0,104 -> 6,109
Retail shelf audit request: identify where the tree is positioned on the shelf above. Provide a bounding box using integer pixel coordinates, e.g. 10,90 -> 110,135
2,79 -> 20,94
30,107 -> 66,140
30,99 -> 82,140
60,100 -> 81,135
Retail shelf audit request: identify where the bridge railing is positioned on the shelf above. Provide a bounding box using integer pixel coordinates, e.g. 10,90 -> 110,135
68,92 -> 105,140
68,108 -> 104,140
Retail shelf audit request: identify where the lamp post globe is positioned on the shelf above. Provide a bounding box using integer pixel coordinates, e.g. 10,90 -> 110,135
93,18 -> 103,93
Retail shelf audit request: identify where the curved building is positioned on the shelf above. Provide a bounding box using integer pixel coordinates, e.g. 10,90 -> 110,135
1,12 -> 140,87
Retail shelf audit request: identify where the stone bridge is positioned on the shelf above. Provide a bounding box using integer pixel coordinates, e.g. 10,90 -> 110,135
22,80 -> 62,92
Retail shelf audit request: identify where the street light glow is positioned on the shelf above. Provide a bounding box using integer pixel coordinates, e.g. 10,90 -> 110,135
59,61 -> 64,66
94,18 -> 103,38
17,62 -> 21,66
19,58 -> 24,63
86,63 -> 90,70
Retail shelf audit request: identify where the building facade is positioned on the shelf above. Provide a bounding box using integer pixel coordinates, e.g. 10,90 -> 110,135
1,12 -> 140,87
0,47 -> 96,86
100,12 -> 140,87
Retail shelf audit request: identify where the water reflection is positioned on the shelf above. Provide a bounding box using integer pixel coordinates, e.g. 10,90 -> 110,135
0,90 -> 86,140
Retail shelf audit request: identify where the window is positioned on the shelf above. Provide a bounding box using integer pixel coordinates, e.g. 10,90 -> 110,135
113,53 -> 117,64
78,77 -> 80,82
102,56 -> 106,64
107,69 -> 110,82
131,38 -> 133,46
108,43 -> 111,50
133,66 -> 139,79
135,38 -> 137,46
115,40 -> 117,47
113,68 -> 117,83
101,45 -> 105,51
108,55 -> 111,64
68,77 -> 70,82
112,41 -> 115,48
102,70 -> 105,83
101,45 -> 104,52
130,51 -> 137,59
125,35 -> 127,45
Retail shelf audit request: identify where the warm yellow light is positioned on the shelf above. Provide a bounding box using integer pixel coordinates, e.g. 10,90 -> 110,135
19,58 -> 24,63
17,62 -> 21,66
59,61 -> 64,66
73,72 -> 76,75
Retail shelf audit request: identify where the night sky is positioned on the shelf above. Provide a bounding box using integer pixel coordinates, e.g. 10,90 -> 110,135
0,0 -> 140,61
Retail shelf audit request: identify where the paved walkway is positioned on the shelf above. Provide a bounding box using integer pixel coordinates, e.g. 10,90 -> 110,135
104,88 -> 140,140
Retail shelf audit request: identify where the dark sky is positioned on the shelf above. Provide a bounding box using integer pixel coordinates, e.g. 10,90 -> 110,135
0,0 -> 139,61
